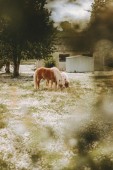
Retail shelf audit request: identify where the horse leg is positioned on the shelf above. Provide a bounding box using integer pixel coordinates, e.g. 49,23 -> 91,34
37,79 -> 41,89
50,80 -> 54,89
46,80 -> 49,87
54,82 -> 57,90
34,82 -> 37,90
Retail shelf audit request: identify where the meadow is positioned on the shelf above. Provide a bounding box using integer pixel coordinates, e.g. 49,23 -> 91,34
0,66 -> 113,170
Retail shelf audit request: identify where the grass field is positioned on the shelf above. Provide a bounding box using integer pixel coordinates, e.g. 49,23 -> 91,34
0,68 -> 113,170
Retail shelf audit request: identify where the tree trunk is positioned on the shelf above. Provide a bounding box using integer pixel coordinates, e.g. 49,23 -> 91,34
13,61 -> 20,77
13,45 -> 20,77
5,61 -> 10,73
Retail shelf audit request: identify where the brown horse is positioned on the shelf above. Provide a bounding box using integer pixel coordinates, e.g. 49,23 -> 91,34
34,67 -> 57,89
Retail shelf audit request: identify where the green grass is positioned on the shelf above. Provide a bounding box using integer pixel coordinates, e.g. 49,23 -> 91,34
0,158 -> 9,170
0,104 -> 8,114
0,104 -> 8,129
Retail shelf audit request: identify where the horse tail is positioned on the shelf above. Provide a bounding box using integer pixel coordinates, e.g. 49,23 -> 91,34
34,69 -> 38,89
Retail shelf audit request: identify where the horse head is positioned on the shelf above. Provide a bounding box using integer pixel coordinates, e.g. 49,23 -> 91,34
61,72 -> 69,88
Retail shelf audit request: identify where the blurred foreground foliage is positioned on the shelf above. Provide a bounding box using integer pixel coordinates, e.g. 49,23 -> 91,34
63,96 -> 113,170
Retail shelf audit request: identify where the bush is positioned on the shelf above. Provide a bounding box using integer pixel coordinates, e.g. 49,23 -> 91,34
77,122 -> 101,154
44,57 -> 56,68
98,156 -> 113,170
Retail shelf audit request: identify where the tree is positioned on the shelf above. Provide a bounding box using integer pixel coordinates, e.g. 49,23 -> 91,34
90,0 -> 106,23
75,0 -> 113,55
86,0 -> 113,45
0,0 -> 56,77
0,41 -> 13,72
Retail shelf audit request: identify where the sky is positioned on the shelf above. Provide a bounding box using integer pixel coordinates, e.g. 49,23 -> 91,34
47,0 -> 94,28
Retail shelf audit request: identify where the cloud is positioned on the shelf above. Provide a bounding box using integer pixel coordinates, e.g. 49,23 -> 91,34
47,0 -> 93,24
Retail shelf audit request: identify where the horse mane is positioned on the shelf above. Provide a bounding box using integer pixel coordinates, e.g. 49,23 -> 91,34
51,67 -> 62,85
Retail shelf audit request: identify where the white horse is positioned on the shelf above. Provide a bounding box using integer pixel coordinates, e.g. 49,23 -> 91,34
61,72 -> 69,88
50,67 -> 63,89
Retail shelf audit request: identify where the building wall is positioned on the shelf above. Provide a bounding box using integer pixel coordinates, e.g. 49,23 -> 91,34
66,55 -> 94,72
52,50 -> 80,70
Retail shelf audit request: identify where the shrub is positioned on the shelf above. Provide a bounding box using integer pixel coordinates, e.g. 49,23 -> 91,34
98,156 -> 113,170
44,56 -> 56,68
77,122 -> 101,154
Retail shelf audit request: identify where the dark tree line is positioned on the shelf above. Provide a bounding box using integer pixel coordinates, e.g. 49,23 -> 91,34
84,0 -> 113,51
57,0 -> 113,55
0,0 -> 56,77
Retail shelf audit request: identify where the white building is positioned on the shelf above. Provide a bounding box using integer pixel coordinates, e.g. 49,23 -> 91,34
66,55 -> 94,72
